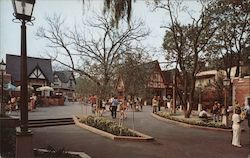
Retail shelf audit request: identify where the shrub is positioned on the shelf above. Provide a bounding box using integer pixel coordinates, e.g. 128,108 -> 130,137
156,111 -> 231,129
34,145 -> 81,158
80,116 -> 138,137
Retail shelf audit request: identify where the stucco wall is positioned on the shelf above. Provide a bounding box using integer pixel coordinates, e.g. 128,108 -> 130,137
232,77 -> 250,106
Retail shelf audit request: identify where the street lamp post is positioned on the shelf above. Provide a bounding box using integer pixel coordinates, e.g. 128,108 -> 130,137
0,59 -> 6,116
222,78 -> 230,127
12,0 -> 36,157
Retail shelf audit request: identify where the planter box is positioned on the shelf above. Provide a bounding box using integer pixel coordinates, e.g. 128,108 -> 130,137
73,115 -> 154,141
0,116 -> 19,128
40,98 -> 64,106
151,113 -> 232,132
34,148 -> 91,158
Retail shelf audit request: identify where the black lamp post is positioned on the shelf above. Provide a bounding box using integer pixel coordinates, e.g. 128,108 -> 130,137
222,78 -> 230,127
12,0 -> 35,157
0,59 -> 6,116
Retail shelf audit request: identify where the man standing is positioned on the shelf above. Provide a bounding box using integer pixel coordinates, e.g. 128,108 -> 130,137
243,103 -> 250,126
111,97 -> 119,119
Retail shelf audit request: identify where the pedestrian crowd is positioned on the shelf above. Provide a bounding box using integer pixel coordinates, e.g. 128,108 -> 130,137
87,95 -> 147,120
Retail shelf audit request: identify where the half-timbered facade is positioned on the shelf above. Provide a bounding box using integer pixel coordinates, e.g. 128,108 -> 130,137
6,54 -> 53,95
52,71 -> 76,101
142,60 -> 166,97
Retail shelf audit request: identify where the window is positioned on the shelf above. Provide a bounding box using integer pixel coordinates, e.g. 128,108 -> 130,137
69,79 -> 73,87
54,75 -> 59,85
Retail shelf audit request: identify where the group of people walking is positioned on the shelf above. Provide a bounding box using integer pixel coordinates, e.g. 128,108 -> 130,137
5,92 -> 38,114
88,95 -> 147,120
88,95 -> 128,119
152,95 -> 166,113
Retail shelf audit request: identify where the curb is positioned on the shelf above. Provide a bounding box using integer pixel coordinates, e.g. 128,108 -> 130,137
34,148 -> 91,158
73,115 -> 154,141
151,113 -> 233,132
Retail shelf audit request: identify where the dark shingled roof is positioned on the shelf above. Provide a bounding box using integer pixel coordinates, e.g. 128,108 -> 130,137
162,69 -> 175,85
139,60 -> 159,77
139,60 -> 166,84
54,71 -> 76,83
6,54 -> 53,83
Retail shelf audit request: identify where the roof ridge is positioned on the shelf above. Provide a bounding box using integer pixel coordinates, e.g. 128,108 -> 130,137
6,54 -> 51,61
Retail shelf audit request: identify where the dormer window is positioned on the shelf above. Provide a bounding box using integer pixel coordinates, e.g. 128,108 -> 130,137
54,75 -> 59,85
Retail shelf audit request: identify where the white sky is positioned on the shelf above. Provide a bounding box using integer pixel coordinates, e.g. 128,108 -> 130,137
0,0 -> 202,68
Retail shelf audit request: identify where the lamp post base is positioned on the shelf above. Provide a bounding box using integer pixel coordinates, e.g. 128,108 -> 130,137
222,115 -> 228,127
16,130 -> 34,158
198,104 -> 202,112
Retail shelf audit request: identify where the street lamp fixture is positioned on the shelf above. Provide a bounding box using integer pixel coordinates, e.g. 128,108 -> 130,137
12,0 -> 36,157
12,0 -> 35,21
0,59 -> 6,116
222,78 -> 231,127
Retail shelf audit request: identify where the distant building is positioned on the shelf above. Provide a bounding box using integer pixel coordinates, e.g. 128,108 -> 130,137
0,65 -> 12,99
142,60 -> 166,97
6,54 -> 53,95
195,65 -> 250,108
52,71 -> 76,101
162,69 -> 175,98
196,70 -> 225,88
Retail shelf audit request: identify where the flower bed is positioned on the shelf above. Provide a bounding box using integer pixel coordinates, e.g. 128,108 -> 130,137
34,147 -> 88,158
79,116 -> 139,137
156,111 -> 231,129
34,150 -> 81,158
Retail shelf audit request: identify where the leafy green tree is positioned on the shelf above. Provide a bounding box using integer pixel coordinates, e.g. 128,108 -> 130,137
118,48 -> 154,100
206,0 -> 250,78
157,0 -> 217,117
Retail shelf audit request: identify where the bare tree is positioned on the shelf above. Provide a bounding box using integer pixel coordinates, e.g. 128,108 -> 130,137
36,13 -> 149,99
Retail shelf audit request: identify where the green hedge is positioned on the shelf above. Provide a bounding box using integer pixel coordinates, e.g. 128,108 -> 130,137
156,111 -> 231,129
79,116 -> 139,137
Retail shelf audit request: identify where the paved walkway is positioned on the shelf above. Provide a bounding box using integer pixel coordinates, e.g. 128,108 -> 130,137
12,102 -> 250,158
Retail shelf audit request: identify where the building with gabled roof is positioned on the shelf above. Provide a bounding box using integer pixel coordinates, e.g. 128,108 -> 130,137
52,71 -> 76,101
137,60 -> 166,97
6,54 -> 53,95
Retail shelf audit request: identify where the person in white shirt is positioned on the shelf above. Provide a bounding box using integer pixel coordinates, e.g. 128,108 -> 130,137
199,110 -> 208,118
232,106 -> 243,147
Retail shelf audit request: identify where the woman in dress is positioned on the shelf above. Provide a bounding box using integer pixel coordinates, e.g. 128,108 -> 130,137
232,106 -> 243,147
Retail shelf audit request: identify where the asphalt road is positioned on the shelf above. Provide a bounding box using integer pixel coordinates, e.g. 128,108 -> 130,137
15,102 -> 249,158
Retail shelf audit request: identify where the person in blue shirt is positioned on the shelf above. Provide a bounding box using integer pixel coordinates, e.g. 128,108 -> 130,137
111,97 -> 119,119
